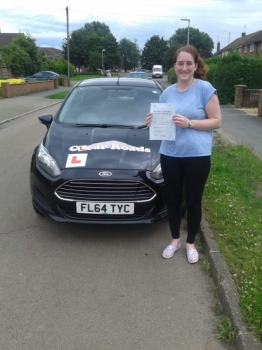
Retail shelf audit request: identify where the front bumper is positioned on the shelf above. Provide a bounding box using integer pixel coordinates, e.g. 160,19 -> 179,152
30,155 -> 167,224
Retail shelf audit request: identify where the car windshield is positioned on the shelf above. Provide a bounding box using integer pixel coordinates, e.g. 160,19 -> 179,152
57,85 -> 162,127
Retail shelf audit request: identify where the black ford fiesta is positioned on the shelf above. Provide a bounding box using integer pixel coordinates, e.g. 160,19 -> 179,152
30,77 -> 168,224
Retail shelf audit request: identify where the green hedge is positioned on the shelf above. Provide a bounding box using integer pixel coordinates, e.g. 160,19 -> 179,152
206,53 -> 262,104
41,58 -> 75,77
167,53 -> 262,105
167,67 -> 176,84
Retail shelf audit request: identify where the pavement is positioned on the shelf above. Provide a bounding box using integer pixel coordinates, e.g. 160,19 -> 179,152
1,81 -> 262,350
0,85 -> 72,125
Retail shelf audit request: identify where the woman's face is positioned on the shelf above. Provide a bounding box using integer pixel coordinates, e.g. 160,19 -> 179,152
174,51 -> 197,82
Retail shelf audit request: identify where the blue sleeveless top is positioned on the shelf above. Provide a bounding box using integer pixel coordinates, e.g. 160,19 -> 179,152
159,79 -> 216,157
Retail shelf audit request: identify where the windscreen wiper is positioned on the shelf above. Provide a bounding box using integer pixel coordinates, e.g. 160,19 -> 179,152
136,124 -> 148,129
75,123 -> 134,128
75,123 -> 105,127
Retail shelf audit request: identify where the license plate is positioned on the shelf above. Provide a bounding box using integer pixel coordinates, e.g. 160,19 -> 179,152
76,202 -> 134,215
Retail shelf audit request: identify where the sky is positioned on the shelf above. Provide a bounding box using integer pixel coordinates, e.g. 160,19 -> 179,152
1,0 -> 262,54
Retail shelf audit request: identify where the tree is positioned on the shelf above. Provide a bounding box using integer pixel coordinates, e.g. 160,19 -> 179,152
1,44 -> 31,76
62,21 -> 120,71
165,28 -> 214,70
0,33 -> 42,76
118,38 -> 140,71
62,28 -> 89,69
140,35 -> 168,70
12,34 -> 41,74
83,21 -> 112,37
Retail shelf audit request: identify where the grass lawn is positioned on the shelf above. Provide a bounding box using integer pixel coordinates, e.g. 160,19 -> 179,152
45,91 -> 69,99
203,132 -> 262,341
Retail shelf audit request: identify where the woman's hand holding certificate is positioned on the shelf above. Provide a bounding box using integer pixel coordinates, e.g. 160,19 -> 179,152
149,103 -> 176,141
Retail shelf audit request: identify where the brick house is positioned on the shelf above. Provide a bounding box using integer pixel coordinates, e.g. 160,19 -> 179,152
38,47 -> 63,59
215,30 -> 262,58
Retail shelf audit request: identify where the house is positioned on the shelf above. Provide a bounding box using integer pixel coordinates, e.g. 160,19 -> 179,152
0,32 -> 25,49
38,47 -> 63,59
215,30 -> 262,58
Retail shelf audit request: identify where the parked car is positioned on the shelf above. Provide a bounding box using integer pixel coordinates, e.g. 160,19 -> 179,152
24,71 -> 59,80
30,77 -> 173,224
127,71 -> 151,79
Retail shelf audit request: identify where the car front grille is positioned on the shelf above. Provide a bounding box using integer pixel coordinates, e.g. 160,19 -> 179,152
55,180 -> 156,202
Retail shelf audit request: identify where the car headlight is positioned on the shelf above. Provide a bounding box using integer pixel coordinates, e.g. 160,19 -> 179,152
146,164 -> 164,183
37,142 -> 61,177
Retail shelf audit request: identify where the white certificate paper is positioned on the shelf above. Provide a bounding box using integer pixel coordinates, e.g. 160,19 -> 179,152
149,103 -> 176,141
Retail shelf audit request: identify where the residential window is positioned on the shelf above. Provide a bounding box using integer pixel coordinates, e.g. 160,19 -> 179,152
244,46 -> 247,53
250,43 -> 254,52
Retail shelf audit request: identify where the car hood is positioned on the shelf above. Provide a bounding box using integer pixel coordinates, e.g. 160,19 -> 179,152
43,122 -> 161,171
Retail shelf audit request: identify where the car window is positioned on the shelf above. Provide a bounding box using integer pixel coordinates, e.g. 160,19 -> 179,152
128,73 -> 147,79
57,85 -> 162,126
35,72 -> 42,78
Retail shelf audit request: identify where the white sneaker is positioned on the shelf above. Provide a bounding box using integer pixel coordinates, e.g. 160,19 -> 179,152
162,243 -> 181,259
186,248 -> 199,263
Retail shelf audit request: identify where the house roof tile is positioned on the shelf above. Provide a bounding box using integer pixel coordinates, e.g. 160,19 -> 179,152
38,47 -> 63,58
0,33 -> 24,48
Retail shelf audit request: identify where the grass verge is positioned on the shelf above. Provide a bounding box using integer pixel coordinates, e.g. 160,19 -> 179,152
203,132 -> 262,341
45,91 -> 69,99
71,74 -> 118,81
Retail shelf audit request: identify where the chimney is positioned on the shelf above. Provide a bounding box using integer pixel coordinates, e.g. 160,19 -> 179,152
242,32 -> 246,37
217,41 -> 220,52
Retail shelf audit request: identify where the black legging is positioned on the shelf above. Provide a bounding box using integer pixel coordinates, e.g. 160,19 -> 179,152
160,154 -> 211,244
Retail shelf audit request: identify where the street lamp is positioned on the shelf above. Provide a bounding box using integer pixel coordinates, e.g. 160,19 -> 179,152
180,18 -> 190,45
102,49 -> 106,71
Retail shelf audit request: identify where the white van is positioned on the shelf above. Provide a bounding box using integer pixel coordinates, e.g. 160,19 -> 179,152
152,65 -> 163,78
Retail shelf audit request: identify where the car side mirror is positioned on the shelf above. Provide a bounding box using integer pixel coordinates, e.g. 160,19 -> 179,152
38,114 -> 53,129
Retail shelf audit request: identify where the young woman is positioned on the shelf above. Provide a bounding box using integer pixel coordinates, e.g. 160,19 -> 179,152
146,45 -> 221,263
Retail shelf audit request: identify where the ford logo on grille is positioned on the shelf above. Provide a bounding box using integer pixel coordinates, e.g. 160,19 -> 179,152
99,171 -> 112,177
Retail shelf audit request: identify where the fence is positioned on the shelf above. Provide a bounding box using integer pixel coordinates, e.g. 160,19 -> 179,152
234,85 -> 262,117
0,66 -> 13,78
0,78 -> 66,98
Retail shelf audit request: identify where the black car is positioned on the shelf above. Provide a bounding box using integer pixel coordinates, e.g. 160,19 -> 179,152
30,77 -> 169,224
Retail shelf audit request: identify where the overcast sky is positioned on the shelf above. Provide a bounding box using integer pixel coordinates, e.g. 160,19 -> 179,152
1,0 -> 261,54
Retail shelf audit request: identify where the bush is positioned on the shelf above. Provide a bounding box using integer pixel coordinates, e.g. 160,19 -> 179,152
167,67 -> 177,84
41,58 -> 75,77
205,63 -> 217,86
205,53 -> 262,104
